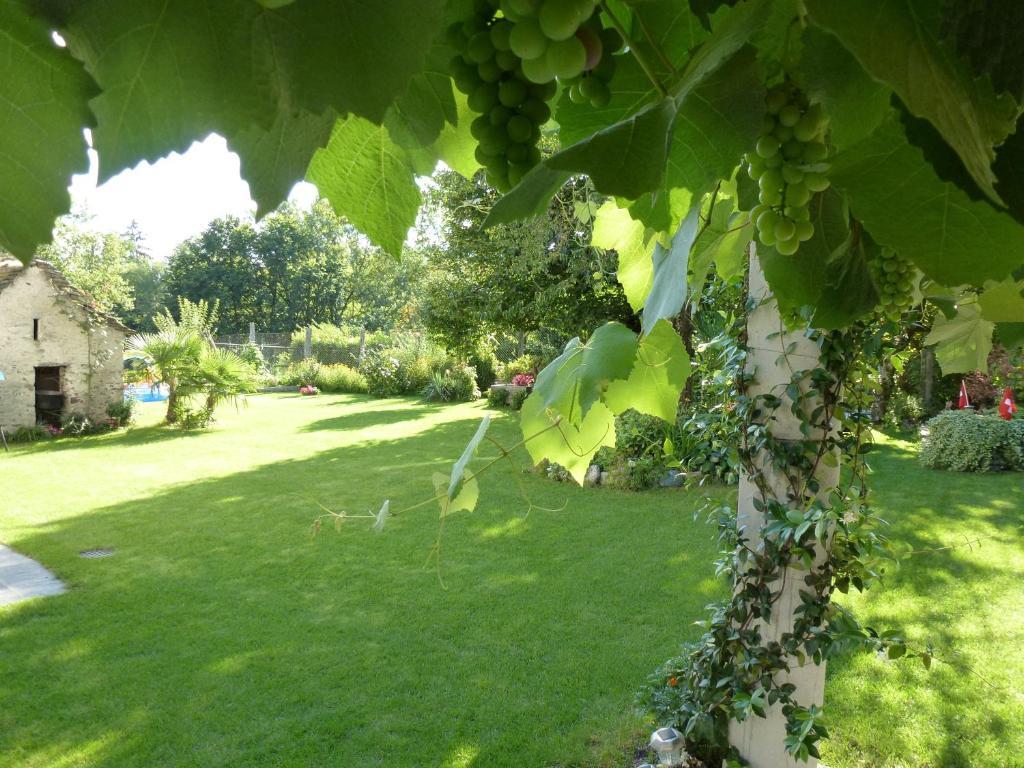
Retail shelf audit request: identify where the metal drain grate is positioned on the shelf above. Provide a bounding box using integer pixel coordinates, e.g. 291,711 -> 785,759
79,548 -> 115,559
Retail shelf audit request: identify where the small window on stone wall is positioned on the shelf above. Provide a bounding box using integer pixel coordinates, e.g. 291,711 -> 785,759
32,318 -> 39,341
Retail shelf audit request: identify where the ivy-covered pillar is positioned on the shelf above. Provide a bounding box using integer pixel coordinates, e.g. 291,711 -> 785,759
727,246 -> 840,768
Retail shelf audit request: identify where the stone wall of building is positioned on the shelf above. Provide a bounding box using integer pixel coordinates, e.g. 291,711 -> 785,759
0,264 -> 126,429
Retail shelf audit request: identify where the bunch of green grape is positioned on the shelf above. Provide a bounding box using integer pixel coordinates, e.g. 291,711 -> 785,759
869,249 -> 921,318
448,0 -> 619,191
744,84 -> 831,255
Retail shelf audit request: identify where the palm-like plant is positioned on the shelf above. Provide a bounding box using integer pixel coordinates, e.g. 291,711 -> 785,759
127,330 -> 204,423
191,347 -> 254,413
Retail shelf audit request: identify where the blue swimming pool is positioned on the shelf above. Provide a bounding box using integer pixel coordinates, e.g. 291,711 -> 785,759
124,383 -> 169,402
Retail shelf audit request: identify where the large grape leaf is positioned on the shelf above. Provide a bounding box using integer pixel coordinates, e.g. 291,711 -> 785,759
307,117 -> 421,258
42,0 -> 274,181
811,238 -> 881,330
978,278 -> 1024,323
447,416 -> 490,500
534,323 -> 639,425
924,302 -> 995,374
0,0 -> 95,262
591,201 -> 657,311
520,394 -> 616,485
385,40 -> 459,150
642,205 -> 702,334
806,0 -> 1020,205
939,1 -> 1024,103
830,113 -> 1024,286
260,0 -> 445,125
799,26 -> 891,151
629,0 -> 709,81
604,320 -> 691,422
430,91 -> 482,180
689,198 -> 751,298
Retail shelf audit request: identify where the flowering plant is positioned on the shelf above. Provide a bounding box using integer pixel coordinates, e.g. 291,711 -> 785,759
299,385 -> 319,396
511,373 -> 535,388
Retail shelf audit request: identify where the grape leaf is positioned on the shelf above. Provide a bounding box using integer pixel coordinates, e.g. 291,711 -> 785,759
307,116 -> 421,258
939,0 -> 1024,103
44,0 -> 274,181
799,26 -> 890,151
997,323 -> 1024,351
592,201 -> 657,311
430,90 -> 482,180
0,0 -> 95,262
484,164 -> 571,227
924,301 -> 994,373
535,323 -> 639,425
432,471 -> 479,515
806,0 -> 1020,205
689,200 -> 751,298
448,416 -> 490,500
810,238 -> 881,330
642,204 -> 702,333
520,394 -> 616,485
830,113 -> 1024,286
386,41 -> 459,150
978,278 -> 1024,323
261,0 -> 445,125
556,55 -> 657,147
604,319 -> 691,421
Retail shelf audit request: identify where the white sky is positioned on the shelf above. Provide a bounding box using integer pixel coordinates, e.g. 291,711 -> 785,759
69,133 -> 320,261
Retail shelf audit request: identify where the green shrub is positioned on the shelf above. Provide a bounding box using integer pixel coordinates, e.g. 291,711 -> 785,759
289,324 -> 388,365
316,363 -> 368,394
279,359 -> 322,387
919,411 -> 1024,472
604,455 -> 664,491
469,344 -> 499,391
360,336 -> 452,398
106,399 -> 135,427
883,391 -> 925,431
61,413 -> 114,436
486,386 -> 508,408
508,387 -> 529,411
236,342 -> 267,373
498,354 -> 543,382
421,365 -> 479,402
173,402 -> 214,430
8,425 -> 53,443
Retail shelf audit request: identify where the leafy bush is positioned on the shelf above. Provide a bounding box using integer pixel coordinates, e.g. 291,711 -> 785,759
316,363 -> 369,394
106,399 -> 135,427
236,342 -> 267,373
61,413 -> 114,436
421,365 -> 479,402
279,359 -> 322,387
920,411 -> 1024,472
508,387 -> 529,411
289,324 -> 388,366
8,425 -> 53,443
670,408 -> 740,483
360,335 -> 451,398
486,386 -> 508,408
604,455 -> 664,491
615,409 -> 667,461
468,344 -> 499,391
498,354 -> 543,382
173,403 -> 214,430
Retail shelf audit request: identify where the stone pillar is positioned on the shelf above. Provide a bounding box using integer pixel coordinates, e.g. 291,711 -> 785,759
304,326 -> 313,360
357,326 -> 367,365
728,247 -> 838,768
249,322 -> 256,344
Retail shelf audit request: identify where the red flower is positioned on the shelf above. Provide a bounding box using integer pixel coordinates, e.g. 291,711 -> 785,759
668,677 -> 678,687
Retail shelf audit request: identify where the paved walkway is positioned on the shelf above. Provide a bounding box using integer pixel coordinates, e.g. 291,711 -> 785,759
0,544 -> 65,606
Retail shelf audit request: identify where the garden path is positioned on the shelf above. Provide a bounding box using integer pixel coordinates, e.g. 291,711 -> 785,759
0,544 -> 64,606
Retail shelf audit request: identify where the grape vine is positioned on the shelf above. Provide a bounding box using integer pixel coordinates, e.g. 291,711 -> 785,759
745,84 -> 832,255
447,0 -> 621,192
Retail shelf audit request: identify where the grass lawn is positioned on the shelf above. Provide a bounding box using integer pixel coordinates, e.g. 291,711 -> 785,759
1,395 -> 1021,767
0,394 -> 725,768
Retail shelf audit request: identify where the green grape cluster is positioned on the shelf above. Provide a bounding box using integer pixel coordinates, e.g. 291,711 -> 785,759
448,0 -> 619,191
744,84 -> 831,256
869,249 -> 921,318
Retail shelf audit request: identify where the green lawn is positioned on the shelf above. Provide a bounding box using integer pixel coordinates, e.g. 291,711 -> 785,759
1,396 -> 1020,768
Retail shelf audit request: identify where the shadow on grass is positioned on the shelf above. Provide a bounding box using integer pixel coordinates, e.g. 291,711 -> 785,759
300,400 -> 451,433
0,415 -> 719,768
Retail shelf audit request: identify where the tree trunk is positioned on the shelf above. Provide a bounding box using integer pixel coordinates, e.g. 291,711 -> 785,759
921,346 -> 935,411
728,248 -> 839,768
673,303 -> 697,403
165,384 -> 178,424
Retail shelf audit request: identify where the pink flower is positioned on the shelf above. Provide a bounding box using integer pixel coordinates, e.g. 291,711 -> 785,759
511,373 -> 535,387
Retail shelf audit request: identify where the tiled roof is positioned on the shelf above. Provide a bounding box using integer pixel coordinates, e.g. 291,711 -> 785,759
0,256 -> 133,333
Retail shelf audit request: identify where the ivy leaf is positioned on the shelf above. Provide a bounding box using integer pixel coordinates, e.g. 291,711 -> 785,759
307,116 -> 421,258
520,395 -> 616,485
924,302 -> 995,374
604,320 -> 691,421
830,113 -> 1024,286
978,278 -> 1024,323
591,201 -> 656,311
806,0 -> 1020,205
535,323 -> 639,425
0,0 -> 95,262
642,204 -> 702,333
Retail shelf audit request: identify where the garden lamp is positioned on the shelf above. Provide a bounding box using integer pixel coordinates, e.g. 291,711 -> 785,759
650,726 -> 686,766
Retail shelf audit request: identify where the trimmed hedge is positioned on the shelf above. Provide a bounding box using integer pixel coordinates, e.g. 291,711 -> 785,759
919,411 -> 1024,472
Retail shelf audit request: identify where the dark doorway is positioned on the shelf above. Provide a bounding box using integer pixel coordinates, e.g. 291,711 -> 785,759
34,366 -> 64,426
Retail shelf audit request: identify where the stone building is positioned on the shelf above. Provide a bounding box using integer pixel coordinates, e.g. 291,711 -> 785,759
0,257 -> 130,430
